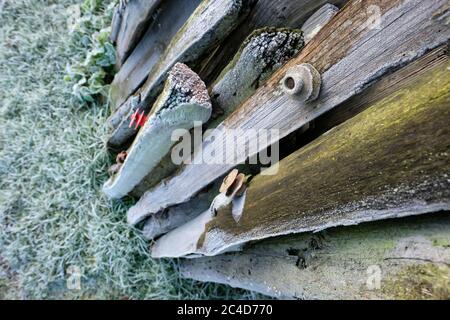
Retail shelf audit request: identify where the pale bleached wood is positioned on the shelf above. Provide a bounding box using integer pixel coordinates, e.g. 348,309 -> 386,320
128,0 -> 450,225
142,180 -> 221,240
103,63 -> 211,199
198,0 -> 348,85
208,28 -> 304,128
129,28 -> 304,195
181,213 -> 450,299
107,0 -> 253,149
301,3 -> 339,43
109,0 -> 201,112
143,43 -> 449,241
114,0 -> 161,67
150,60 -> 450,257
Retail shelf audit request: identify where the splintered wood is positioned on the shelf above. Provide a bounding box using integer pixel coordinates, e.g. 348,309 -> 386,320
104,0 -> 450,298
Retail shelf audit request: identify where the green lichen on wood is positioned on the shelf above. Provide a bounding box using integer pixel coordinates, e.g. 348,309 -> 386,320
201,60 -> 450,242
383,264 -> 450,300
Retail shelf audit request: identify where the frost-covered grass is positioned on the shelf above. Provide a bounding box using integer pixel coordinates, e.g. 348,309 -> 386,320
0,0 -> 257,299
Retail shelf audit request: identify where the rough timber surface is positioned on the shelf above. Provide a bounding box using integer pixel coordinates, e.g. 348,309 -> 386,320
301,3 -> 339,44
103,63 -> 211,199
114,0 -> 161,67
109,0 -> 201,112
142,180 -> 221,240
198,0 -> 347,85
181,213 -> 450,299
151,60 -> 450,256
132,28 -> 303,198
127,0 -> 450,226
208,28 -> 304,128
131,28 -> 304,197
107,0 -> 253,149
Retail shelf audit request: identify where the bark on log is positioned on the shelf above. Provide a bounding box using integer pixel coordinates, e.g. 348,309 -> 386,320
107,0 -> 254,149
183,59 -> 450,256
127,0 -> 450,226
114,0 -> 161,67
180,213 -> 450,299
109,0 -> 201,112
103,63 -> 211,199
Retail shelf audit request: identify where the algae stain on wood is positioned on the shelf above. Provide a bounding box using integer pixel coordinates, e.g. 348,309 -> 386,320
201,61 -> 450,245
383,264 -> 450,299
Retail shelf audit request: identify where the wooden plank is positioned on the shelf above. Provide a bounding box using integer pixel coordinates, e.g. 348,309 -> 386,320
114,0 -> 161,67
181,59 -> 450,256
312,44 -> 450,134
148,44 -> 447,242
198,0 -> 348,85
208,28 -> 304,128
109,0 -> 201,112
126,9 -> 337,197
107,0 -> 253,149
103,64 -> 211,199
301,3 -> 339,44
130,28 -> 304,196
127,0 -> 450,225
180,213 -> 450,299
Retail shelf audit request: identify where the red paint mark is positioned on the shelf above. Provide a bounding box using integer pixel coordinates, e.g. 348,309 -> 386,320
129,109 -> 148,129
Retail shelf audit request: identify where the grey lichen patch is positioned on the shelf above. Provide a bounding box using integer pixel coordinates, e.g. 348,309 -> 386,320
431,236 -> 450,248
103,63 -> 211,199
107,0 -> 252,149
140,0 -> 254,109
209,28 -> 304,126
152,63 -> 211,119
383,264 -> 450,299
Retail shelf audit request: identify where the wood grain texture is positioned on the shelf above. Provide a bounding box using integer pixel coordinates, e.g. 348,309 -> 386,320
146,44 -> 449,243
107,0 -> 254,149
127,0 -> 450,225
194,59 -> 450,256
181,213 -> 450,299
142,180 -> 221,240
115,0 -> 161,67
109,0 -> 201,112
313,44 -> 450,134
103,63 -> 211,199
302,3 -> 339,43
130,28 -> 304,195
198,0 -> 348,85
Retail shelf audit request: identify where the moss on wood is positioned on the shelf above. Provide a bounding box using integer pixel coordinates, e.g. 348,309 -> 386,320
200,60 -> 450,251
383,264 -> 450,300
